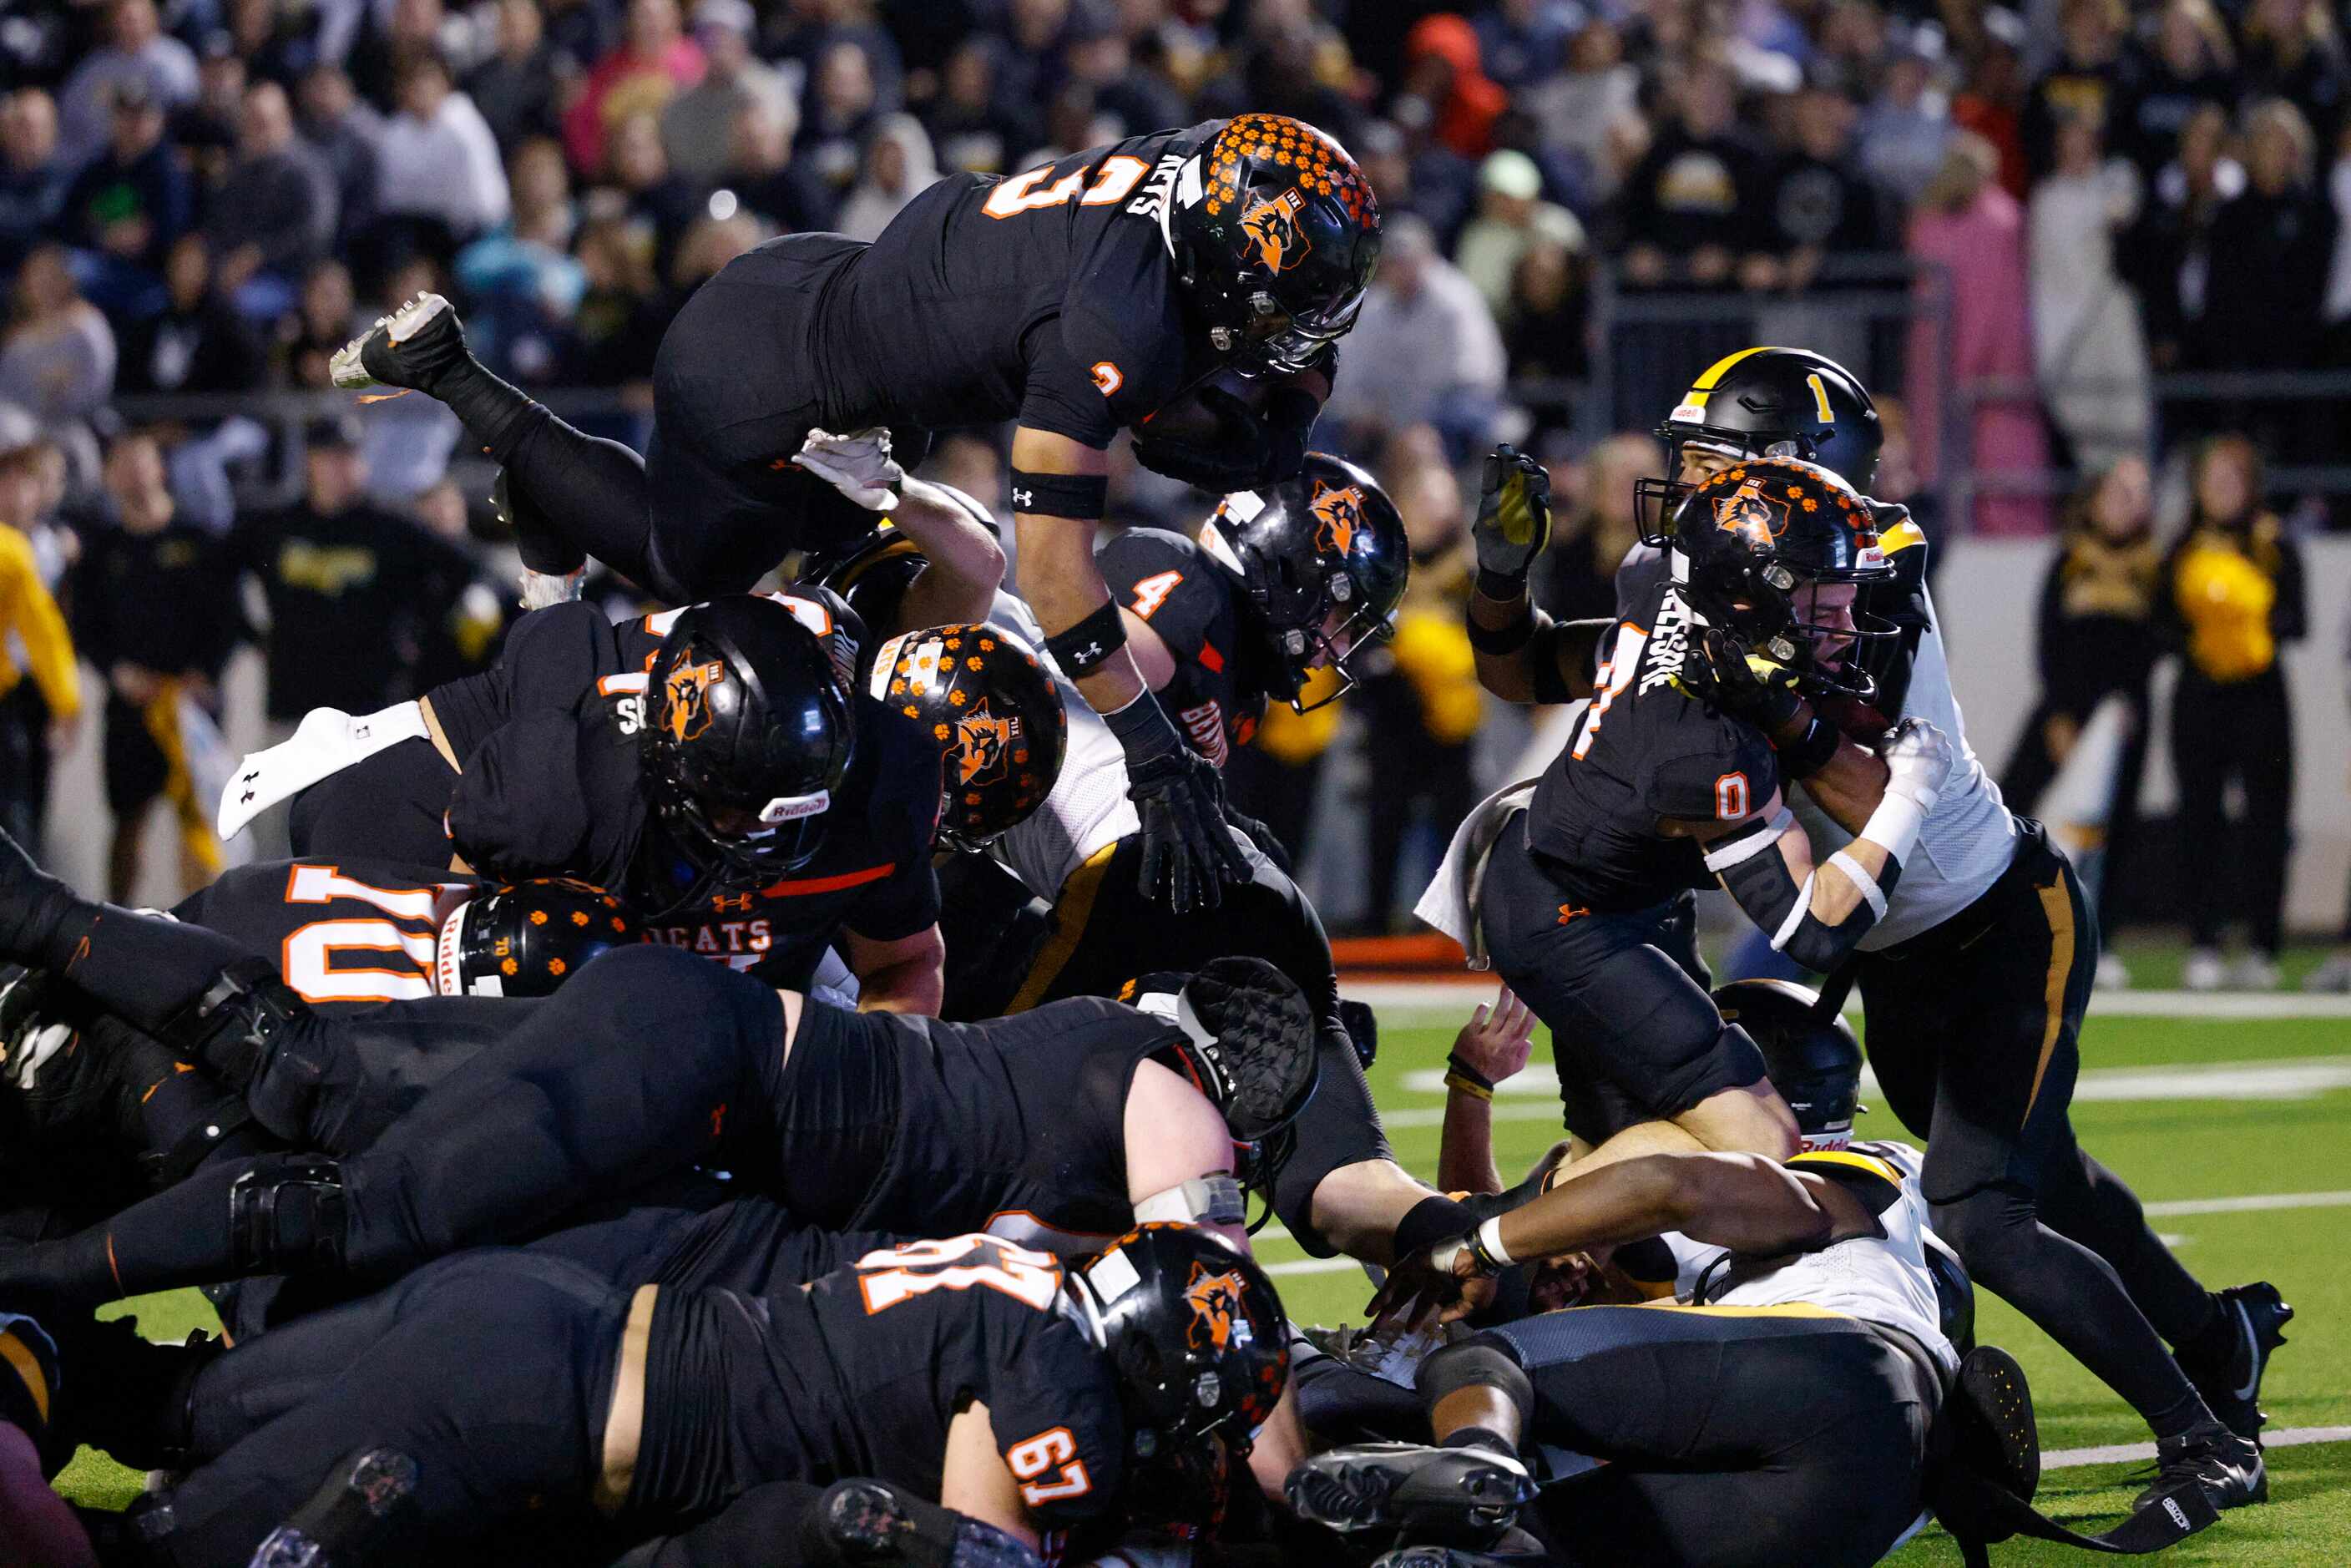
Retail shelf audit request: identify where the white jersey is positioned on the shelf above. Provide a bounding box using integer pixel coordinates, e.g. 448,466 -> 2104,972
988,591 -> 1140,898
1791,586 -> 2018,948
1663,1141 -> 1959,1377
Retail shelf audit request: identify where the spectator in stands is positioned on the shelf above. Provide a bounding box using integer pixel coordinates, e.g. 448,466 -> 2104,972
2203,99 -> 2335,372
604,111 -> 703,283
2023,0 -> 2136,183
0,443 -> 81,852
1907,132 -> 2049,535
2331,119 -> 2351,376
2240,0 -> 2346,144
835,113 -> 938,243
763,0 -> 904,119
1532,431 -> 1650,624
72,426 -> 243,902
2002,455 -> 2161,988
2165,434 -> 2304,992
0,245 -> 117,437
1615,57 -> 1772,290
1501,232 -> 1590,386
1354,118 -> 1474,246
922,36 -> 1037,178
467,0 -> 565,155
376,49 -> 512,245
118,232 -> 269,395
297,63 -> 385,254
1521,18 -> 1641,205
1399,13 -> 1507,159
2030,106 -> 2152,472
0,90 -> 70,276
172,38 -> 248,197
350,0 -> 487,109
725,98 -> 835,234
1476,0 -> 1580,93
1951,7 -> 2033,197
1858,25 -> 1958,204
1762,73 -> 1894,290
2132,100 -> 2241,375
455,137 -> 584,381
1317,213 -> 1506,456
281,256 -> 359,390
798,39 -> 883,199
567,0 -> 705,176
1455,148 -> 1585,320
56,0 -> 199,167
205,80 -> 339,321
2119,0 -> 2239,177
1064,11 -> 1186,140
58,81 -> 192,321
661,0 -> 791,188
562,215 -> 667,386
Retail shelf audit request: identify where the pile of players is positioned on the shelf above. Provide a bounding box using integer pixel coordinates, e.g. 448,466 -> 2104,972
0,113 -> 2295,1568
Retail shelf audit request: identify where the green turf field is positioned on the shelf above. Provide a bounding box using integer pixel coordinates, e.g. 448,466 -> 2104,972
56,971 -> 2351,1561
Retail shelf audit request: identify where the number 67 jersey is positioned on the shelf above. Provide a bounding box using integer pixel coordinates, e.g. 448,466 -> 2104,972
1523,574 -> 1781,911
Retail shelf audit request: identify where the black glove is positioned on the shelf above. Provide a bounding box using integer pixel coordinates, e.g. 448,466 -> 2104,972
1223,807 -> 1292,876
1130,385 -> 1317,493
1671,625 -> 1806,733
1473,444 -> 1552,594
1105,696 -> 1251,913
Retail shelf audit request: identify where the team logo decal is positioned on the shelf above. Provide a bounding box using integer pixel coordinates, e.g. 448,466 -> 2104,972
661,652 -> 727,745
1184,1261 -> 1255,1353
953,701 -> 1018,787
1239,188 -> 1311,272
1712,478 -> 1789,548
1308,479 -> 1363,556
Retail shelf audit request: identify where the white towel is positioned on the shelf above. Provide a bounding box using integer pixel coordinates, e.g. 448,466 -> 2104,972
1413,776 -> 1540,969
216,701 -> 431,842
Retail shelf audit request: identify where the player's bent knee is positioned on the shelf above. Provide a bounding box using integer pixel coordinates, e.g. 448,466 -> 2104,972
1416,1339 -> 1534,1427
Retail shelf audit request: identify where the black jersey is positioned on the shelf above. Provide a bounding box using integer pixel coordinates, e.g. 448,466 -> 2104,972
432,594 -> 939,988
639,1233 -> 1124,1535
172,857 -> 478,1006
846,996 -> 1180,1253
1525,576 -> 1780,911
1099,527 -> 1266,767
816,124 -> 1227,447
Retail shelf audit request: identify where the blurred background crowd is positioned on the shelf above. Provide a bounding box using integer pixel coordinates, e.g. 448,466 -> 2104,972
0,0 -> 2346,984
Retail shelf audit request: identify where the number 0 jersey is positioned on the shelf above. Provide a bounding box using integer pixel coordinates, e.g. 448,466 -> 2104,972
1524,574 -> 1780,910
172,858 -> 477,1006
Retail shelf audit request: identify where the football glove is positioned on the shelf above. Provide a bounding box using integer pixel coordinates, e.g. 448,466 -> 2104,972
1128,745 -> 1251,913
1880,718 -> 1955,814
1473,445 -> 1552,589
793,427 -> 904,511
1671,625 -> 1807,733
1130,386 -> 1317,493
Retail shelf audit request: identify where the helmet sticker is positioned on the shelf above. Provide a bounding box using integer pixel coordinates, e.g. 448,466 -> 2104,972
1239,188 -> 1312,272
661,655 -> 726,744
1712,478 -> 1789,547
756,792 -> 829,825
1308,478 -> 1363,556
954,702 -> 1016,786
1184,1262 -> 1255,1353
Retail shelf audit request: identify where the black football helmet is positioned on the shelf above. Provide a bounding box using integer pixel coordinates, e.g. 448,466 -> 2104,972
1170,114 -> 1381,376
1073,1224 -> 1289,1458
1658,456 -> 1898,702
803,488 -> 1000,631
1206,452 -> 1409,711
867,622 -> 1068,853
641,595 -> 856,890
1656,346 -> 1883,492
1713,978 -> 1864,1151
435,880 -> 640,999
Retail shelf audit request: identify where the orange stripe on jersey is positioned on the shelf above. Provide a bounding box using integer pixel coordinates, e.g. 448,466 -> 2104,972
1197,641 -> 1225,674
756,862 -> 897,898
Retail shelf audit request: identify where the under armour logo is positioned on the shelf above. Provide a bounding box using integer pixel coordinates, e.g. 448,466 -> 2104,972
711,893 -> 753,913
1557,903 -> 1590,924
353,722 -> 371,739
240,769 -> 259,783
240,788 -> 256,805
1013,488 -> 1034,508
1073,641 -> 1102,660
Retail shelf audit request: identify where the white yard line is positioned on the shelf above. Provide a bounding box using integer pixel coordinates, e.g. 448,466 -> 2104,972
1393,1055 -> 2351,1107
1342,980 -> 2351,1022
2046,1427 -> 2351,1469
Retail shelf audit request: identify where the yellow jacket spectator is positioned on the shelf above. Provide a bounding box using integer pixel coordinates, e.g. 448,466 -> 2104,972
0,521 -> 78,721
0,444 -> 80,848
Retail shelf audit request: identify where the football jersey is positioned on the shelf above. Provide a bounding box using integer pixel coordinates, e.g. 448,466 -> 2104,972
817,124 -> 1230,447
1098,527 -> 1266,770
1524,574 -> 1780,910
1791,587 -> 2019,948
173,858 -> 478,1007
1662,1141 -> 1958,1376
747,1232 -> 1124,1523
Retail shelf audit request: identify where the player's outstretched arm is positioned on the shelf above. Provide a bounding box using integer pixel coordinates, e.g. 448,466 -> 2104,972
1435,985 -> 1535,1197
1484,1151 -> 1834,1273
796,427 -> 1011,630
1465,445 -> 1604,705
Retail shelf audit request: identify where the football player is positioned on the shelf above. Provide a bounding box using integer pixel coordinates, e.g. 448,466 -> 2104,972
8,1226 -> 1287,1568
1458,454 -> 1954,1172
331,116 -> 1381,917
1645,348 -> 2292,1501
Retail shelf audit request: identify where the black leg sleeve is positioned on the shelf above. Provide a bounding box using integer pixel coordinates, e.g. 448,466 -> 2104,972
2034,1136 -> 2219,1353
498,407 -> 657,584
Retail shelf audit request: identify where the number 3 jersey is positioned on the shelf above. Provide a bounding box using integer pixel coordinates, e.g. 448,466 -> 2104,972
633,1233 -> 1125,1534
1524,574 -> 1779,910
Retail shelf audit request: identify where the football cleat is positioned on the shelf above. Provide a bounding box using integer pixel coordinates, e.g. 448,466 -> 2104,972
2132,1422 -> 2266,1513
2185,1282 -> 2293,1444
247,1446 -> 419,1567
1287,1442 -> 1534,1544
329,292 -> 466,394
812,1478 -> 1041,1566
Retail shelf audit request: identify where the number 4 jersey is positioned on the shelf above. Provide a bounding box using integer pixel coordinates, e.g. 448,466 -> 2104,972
1524,574 -> 1780,910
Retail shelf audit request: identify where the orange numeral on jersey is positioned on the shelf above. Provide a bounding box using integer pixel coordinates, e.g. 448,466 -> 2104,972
983,154 -> 1151,219
1129,569 -> 1183,620
1007,1427 -> 1094,1507
1569,623 -> 1648,761
1715,771 -> 1751,820
856,1235 -> 1063,1315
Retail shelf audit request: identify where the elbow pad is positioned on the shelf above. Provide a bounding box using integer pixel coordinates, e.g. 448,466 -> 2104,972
1711,812 -> 1901,969
1767,852 -> 1905,971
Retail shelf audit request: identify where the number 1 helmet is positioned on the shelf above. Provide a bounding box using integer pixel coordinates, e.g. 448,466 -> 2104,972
1656,346 -> 1883,491
641,595 -> 855,887
1074,1224 -> 1290,1456
1713,978 -> 1864,1151
867,622 -> 1068,852
1170,114 -> 1381,376
436,880 -> 640,998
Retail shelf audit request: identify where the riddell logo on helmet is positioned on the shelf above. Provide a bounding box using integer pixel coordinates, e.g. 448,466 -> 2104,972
1184,1262 -> 1254,1353
662,655 -> 727,743
1240,188 -> 1311,272
1308,478 -> 1363,556
955,703 -> 1016,786
1712,478 -> 1789,548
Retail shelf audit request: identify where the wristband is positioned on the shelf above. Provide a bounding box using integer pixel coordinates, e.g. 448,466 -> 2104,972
1008,468 -> 1110,520
1777,714 -> 1843,780
1444,1051 -> 1494,1093
1394,1192 -> 1479,1260
1043,601 -> 1128,678
1858,790 -> 1925,864
1474,566 -> 1530,602
1465,603 -> 1536,656
1464,1216 -> 1513,1275
1444,1071 -> 1494,1101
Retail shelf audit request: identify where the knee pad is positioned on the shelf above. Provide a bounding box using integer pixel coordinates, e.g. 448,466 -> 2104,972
1415,1338 -> 1534,1428
228,1156 -> 349,1275
168,956 -> 307,1090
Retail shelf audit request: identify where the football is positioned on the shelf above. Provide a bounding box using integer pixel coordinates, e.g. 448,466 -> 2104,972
1135,367 -> 1273,448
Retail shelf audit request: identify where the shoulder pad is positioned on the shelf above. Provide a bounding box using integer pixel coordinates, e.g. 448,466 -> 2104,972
1787,1149 -> 1905,1216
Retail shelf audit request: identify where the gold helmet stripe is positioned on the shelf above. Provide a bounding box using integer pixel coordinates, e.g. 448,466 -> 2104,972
1676,345 -> 1793,415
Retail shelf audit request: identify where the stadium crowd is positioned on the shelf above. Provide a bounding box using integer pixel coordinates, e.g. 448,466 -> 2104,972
0,0 -> 2337,961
